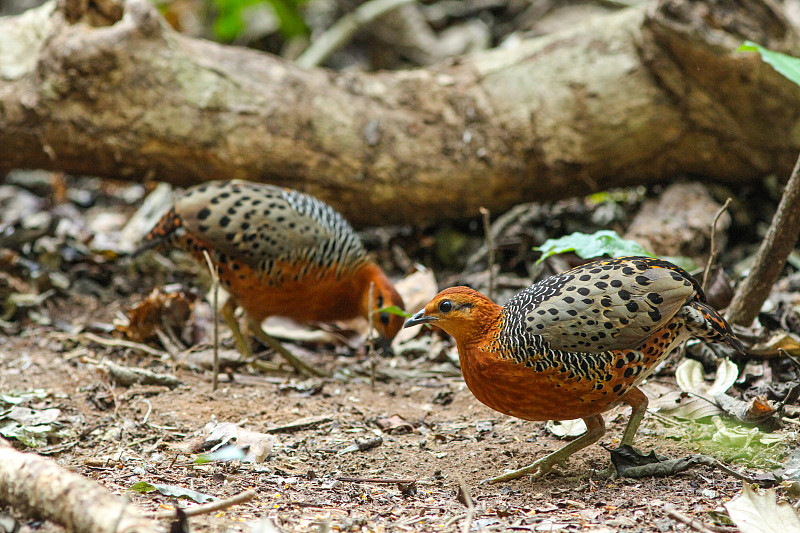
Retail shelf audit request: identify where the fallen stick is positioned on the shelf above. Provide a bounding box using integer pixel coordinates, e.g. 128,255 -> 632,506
0,438 -> 160,533
149,489 -> 257,519
664,507 -> 725,533
103,360 -> 181,389
336,476 -> 417,484
83,332 -> 169,359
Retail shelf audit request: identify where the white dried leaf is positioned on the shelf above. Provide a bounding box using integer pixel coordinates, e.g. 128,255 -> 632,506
724,483 -> 800,533
675,358 -> 738,395
707,358 -> 739,396
202,421 -> 274,463
546,419 -> 586,437
675,359 -> 704,392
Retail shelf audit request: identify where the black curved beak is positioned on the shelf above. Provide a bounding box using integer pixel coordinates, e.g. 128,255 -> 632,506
404,311 -> 437,328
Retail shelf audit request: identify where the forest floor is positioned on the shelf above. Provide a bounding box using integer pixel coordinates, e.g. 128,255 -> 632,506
1,176 -> 798,533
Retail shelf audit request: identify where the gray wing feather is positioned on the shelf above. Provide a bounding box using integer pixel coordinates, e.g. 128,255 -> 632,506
514,265 -> 695,353
175,180 -> 335,265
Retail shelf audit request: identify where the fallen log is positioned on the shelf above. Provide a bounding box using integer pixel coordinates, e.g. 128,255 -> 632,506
1,0 -> 799,225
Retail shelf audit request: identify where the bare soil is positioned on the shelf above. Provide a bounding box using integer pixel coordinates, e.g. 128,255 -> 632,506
0,177 -> 795,532
2,328 -> 753,533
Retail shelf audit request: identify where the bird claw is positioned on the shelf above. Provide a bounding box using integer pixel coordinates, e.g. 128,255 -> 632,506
593,464 -> 618,480
479,461 -> 553,485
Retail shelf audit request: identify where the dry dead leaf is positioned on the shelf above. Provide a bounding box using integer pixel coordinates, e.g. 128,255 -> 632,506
748,331 -> 800,358
649,390 -> 722,421
201,421 -> 274,463
375,414 -> 415,435
392,266 -> 439,345
724,482 -> 800,533
394,265 -> 438,315
120,288 -> 195,343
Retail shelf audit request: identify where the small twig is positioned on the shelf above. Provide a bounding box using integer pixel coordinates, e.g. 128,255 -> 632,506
780,348 -> 800,370
702,197 -> 732,293
664,507 -> 722,533
102,360 -> 180,389
646,410 -> 683,427
149,489 -> 257,519
137,399 -> 152,425
690,455 -> 763,484
154,328 -> 181,361
454,474 -> 474,533
479,207 -> 495,301
82,332 -> 169,359
202,250 -> 220,392
396,515 -> 428,527
443,513 -> 466,529
296,0 -> 417,68
264,415 -> 334,434
337,477 -> 417,484
368,281 -> 376,392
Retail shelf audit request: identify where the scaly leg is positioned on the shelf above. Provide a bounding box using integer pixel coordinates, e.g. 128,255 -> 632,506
220,298 -> 326,377
220,298 -> 255,359
481,414 -> 606,484
247,317 -> 327,377
597,386 -> 650,479
619,387 -> 648,445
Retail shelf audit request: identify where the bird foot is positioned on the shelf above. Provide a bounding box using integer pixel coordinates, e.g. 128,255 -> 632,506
479,457 -> 559,485
249,323 -> 328,378
593,464 -> 618,480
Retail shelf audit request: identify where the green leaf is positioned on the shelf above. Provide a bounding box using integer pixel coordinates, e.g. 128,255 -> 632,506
268,0 -> 309,38
377,305 -> 411,318
129,481 -> 217,503
738,41 -> 800,87
0,390 -> 49,406
534,230 -> 654,264
130,481 -> 158,494
213,10 -> 246,41
209,0 -> 308,42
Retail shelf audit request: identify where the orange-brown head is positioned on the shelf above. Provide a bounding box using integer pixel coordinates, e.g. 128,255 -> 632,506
403,286 -> 503,347
356,263 -> 406,350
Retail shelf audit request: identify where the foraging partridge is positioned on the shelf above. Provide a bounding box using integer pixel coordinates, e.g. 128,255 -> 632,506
139,180 -> 405,376
405,256 -> 743,483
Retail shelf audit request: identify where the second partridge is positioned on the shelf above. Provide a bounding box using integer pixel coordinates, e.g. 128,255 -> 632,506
139,180 -> 405,376
405,256 -> 743,483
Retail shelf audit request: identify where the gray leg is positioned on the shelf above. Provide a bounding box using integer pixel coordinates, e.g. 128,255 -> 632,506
482,414 -> 606,484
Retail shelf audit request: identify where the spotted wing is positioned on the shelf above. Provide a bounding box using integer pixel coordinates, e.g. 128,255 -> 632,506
508,257 -> 697,353
175,180 -> 362,268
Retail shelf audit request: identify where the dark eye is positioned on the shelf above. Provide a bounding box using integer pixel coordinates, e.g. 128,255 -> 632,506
439,300 -> 453,313
379,312 -> 390,325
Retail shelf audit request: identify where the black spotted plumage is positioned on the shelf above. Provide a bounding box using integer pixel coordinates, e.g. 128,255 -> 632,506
136,180 -> 407,378
142,180 -> 369,282
502,257 -> 699,354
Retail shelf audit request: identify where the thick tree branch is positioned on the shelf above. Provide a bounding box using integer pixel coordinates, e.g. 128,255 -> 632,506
1,0 -> 799,225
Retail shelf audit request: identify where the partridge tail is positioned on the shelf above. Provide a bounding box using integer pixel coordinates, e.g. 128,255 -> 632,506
132,207 -> 183,258
682,300 -> 745,353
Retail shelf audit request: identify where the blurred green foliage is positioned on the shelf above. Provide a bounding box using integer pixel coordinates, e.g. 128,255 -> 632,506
212,0 -> 309,41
